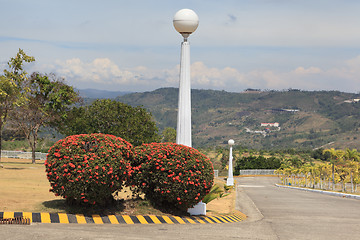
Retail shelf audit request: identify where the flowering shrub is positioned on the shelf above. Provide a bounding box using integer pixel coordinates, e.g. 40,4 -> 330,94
45,133 -> 132,206
130,143 -> 214,211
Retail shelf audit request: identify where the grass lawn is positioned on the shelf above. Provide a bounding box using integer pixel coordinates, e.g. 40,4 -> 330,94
0,158 -> 60,212
0,158 -> 235,216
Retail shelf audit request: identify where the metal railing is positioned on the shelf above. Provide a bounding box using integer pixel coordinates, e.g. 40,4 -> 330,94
239,169 -> 276,175
1,150 -> 47,160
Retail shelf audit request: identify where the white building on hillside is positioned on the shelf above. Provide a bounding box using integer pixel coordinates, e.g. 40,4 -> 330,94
261,122 -> 280,127
344,99 -> 360,103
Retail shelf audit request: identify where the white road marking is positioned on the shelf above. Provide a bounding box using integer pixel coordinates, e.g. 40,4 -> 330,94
238,185 -> 265,188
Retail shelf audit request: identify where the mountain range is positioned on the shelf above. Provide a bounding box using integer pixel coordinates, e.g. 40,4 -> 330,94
76,88 -> 360,150
113,88 -> 360,150
78,88 -> 131,99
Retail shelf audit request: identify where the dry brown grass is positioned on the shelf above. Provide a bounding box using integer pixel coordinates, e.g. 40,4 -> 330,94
206,178 -> 236,215
0,158 -> 61,212
0,158 -> 236,215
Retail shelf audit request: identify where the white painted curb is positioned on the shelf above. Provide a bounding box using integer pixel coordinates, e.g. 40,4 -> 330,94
275,184 -> 360,200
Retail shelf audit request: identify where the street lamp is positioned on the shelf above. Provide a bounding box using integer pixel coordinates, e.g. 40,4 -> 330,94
173,9 -> 204,215
227,139 -> 235,186
173,9 -> 199,147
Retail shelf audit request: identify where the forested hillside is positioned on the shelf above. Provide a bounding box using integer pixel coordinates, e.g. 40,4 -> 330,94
117,88 -> 360,150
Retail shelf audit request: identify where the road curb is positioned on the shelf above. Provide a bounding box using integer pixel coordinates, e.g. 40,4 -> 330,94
236,184 -> 264,222
275,184 -> 360,200
0,211 -> 247,225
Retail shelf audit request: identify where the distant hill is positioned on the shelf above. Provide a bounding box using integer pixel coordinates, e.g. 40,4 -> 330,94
117,88 -> 360,150
78,88 -> 132,99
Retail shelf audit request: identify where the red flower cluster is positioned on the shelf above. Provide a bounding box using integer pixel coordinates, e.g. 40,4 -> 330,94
45,134 -> 214,211
129,142 -> 214,211
45,133 -> 132,206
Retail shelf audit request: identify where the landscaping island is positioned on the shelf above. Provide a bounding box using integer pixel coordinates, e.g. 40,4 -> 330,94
0,157 -> 236,217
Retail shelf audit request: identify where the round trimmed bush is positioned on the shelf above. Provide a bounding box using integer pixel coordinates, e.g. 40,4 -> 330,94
45,133 -> 132,206
130,142 -> 214,211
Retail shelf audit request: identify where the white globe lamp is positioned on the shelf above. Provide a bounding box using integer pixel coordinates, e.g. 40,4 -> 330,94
173,9 -> 199,41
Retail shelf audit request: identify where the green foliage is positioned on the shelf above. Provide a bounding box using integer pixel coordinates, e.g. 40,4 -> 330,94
58,99 -> 159,146
129,142 -> 214,211
0,76 -> 18,104
2,140 -> 28,151
234,155 -> 281,173
4,49 -> 35,77
1,127 -> 25,141
0,49 -> 35,108
202,184 -> 230,204
220,152 -> 229,169
28,73 -> 79,116
161,127 -> 176,143
223,184 -> 233,191
312,148 -> 331,161
2,139 -> 55,152
278,150 -> 360,193
344,148 -> 360,161
45,133 -> 133,206
0,49 -> 35,159
10,73 -> 79,163
280,156 -> 304,169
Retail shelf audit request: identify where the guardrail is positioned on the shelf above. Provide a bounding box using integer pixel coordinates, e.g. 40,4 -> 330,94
239,169 -> 276,175
1,151 -> 47,160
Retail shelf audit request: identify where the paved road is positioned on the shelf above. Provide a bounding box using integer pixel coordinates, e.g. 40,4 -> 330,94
1,177 -> 360,239
238,177 -> 360,240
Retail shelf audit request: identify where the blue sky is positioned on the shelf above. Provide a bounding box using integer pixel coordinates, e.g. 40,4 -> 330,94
1,0 -> 360,93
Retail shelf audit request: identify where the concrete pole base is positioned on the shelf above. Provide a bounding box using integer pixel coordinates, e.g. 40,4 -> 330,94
227,177 -> 234,186
187,201 -> 206,215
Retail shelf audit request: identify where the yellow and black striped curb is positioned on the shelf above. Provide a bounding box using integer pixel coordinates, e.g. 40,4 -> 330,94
0,211 -> 246,224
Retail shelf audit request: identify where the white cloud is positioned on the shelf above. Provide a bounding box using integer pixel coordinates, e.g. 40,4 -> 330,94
346,55 -> 360,73
35,54 -> 360,93
190,62 -> 246,88
294,67 -> 322,75
53,58 -> 137,85
43,58 -> 248,91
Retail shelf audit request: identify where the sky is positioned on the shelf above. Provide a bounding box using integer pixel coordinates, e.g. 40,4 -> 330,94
1,0 -> 360,93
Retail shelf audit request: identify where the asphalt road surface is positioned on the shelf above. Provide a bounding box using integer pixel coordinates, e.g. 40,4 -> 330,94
1,177 -> 360,240
237,177 -> 360,240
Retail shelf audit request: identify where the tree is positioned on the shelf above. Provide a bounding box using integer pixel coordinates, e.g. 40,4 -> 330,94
10,73 -> 79,163
323,148 -> 344,190
58,99 -> 160,146
161,127 -> 176,143
343,149 -> 360,192
0,49 -> 35,161
344,148 -> 360,162
220,151 -> 229,170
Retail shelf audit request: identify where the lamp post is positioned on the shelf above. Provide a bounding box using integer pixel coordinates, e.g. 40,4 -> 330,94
227,139 -> 235,186
173,9 -> 204,215
173,9 -> 199,147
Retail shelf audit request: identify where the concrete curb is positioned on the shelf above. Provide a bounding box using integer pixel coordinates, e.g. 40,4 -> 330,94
0,211 -> 247,225
275,184 -> 360,200
235,184 -> 264,222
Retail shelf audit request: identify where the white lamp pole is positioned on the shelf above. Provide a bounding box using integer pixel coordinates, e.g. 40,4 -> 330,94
227,139 -> 235,186
173,9 -> 199,147
173,9 -> 204,216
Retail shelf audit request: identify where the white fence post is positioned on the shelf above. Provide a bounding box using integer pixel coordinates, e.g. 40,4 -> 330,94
1,150 -> 47,160
239,169 -> 276,175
